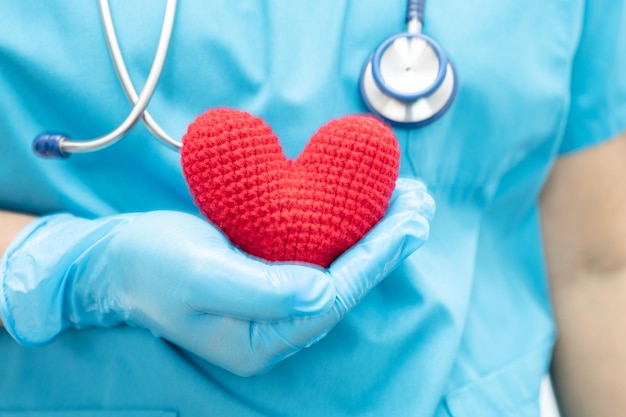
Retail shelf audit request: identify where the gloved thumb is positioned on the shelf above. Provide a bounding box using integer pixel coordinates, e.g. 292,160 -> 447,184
328,178 -> 435,313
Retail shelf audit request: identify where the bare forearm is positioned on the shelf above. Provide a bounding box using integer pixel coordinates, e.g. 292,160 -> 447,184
541,133 -> 626,417
0,210 -> 37,326
550,269 -> 626,417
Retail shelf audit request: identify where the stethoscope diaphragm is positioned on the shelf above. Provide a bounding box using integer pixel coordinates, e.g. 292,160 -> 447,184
359,6 -> 457,128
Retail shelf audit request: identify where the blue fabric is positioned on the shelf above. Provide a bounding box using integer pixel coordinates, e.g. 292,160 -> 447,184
0,0 -> 625,416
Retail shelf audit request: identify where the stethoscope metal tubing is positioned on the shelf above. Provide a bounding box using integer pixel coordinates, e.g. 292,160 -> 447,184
99,0 -> 181,150
33,0 -> 177,157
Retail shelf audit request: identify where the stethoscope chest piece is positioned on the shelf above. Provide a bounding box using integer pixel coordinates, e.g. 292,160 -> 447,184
360,5 -> 457,128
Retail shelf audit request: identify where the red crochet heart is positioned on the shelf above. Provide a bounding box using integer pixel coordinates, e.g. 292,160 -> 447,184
180,108 -> 400,267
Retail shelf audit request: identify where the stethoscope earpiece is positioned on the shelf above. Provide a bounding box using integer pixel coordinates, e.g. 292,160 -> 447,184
32,133 -> 70,158
360,1 -> 457,128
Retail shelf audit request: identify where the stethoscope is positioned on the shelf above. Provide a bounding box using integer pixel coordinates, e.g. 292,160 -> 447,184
361,0 -> 457,127
33,0 -> 456,158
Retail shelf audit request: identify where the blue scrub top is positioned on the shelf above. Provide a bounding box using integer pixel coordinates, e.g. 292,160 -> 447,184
1,1 -> 626,416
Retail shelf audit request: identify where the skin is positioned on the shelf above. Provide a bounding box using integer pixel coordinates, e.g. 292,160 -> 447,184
541,131 -> 626,416
1,131 -> 626,414
0,211 -> 35,326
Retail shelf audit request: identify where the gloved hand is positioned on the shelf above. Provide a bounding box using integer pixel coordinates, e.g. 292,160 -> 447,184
0,178 -> 434,376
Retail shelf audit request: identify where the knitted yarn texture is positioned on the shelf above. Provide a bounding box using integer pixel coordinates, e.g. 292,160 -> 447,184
181,108 -> 400,267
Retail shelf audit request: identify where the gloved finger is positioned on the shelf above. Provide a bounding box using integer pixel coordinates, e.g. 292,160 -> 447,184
166,307 -> 340,377
149,312 -> 262,376
183,248 -> 336,321
390,177 -> 435,220
247,312 -> 338,375
150,310 -> 306,377
112,211 -> 336,322
328,178 -> 434,314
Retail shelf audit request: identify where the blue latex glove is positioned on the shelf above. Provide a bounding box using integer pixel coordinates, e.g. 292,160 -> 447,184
0,178 -> 433,376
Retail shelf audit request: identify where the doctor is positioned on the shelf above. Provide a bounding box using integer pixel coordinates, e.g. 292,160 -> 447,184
1,1 -> 626,416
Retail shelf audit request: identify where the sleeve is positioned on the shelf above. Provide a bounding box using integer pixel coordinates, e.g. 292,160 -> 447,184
560,0 -> 626,154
